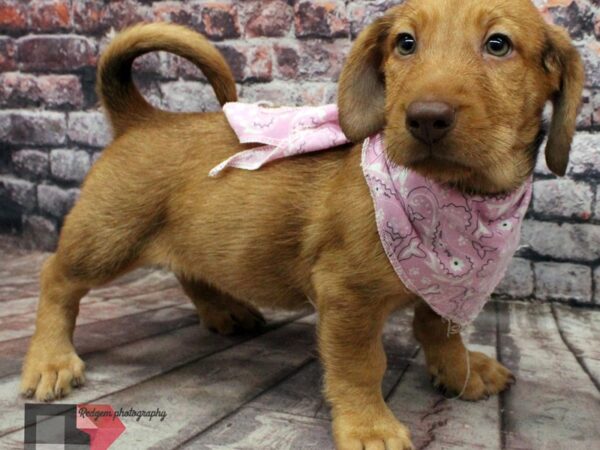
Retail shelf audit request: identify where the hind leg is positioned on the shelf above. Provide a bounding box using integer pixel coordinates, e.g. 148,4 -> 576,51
21,180 -> 155,400
21,254 -> 90,401
22,244 -> 143,401
177,276 -> 265,335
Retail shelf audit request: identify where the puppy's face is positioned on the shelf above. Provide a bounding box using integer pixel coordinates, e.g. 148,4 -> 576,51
339,0 -> 584,194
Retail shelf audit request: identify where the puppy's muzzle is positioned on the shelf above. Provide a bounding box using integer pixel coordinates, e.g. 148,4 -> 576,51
406,101 -> 456,145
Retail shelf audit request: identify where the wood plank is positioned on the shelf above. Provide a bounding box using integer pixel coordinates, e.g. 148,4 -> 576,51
98,323 -> 314,449
387,358 -> 502,450
0,270 -> 181,320
0,322 -> 316,449
0,265 -> 176,301
180,407 -> 333,450
0,310 -> 308,440
251,308 -> 419,420
0,269 -> 188,344
1,253 -> 48,303
497,302 -> 600,449
552,304 -> 600,389
88,270 -> 180,300
249,355 -> 414,421
189,304 -> 500,449
0,253 -> 47,283
386,303 -> 502,449
0,287 -> 189,342
0,305 -> 198,378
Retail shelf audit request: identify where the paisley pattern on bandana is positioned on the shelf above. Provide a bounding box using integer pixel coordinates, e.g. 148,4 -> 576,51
214,103 -> 533,326
362,134 -> 532,325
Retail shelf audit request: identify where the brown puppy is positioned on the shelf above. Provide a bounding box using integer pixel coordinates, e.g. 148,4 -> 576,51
21,0 -> 583,448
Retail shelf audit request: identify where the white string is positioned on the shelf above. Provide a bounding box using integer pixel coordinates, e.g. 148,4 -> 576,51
445,319 -> 462,336
450,349 -> 471,401
444,319 -> 471,401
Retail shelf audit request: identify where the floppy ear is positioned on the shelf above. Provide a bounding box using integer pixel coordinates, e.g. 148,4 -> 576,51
543,25 -> 585,176
338,17 -> 392,142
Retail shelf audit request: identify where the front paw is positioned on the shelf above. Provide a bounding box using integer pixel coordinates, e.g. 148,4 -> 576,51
333,407 -> 413,450
429,351 -> 515,401
20,342 -> 86,402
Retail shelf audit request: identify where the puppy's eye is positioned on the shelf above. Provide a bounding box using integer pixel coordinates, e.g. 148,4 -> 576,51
485,34 -> 512,57
396,33 -> 417,56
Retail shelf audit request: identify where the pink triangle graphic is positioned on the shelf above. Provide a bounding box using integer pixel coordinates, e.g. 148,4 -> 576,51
77,404 -> 126,450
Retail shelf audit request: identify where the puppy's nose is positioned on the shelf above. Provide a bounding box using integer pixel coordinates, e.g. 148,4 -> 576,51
406,101 -> 456,145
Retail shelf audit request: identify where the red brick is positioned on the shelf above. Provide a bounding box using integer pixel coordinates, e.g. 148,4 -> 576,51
0,111 -> 67,146
132,53 -> 165,77
295,0 -> 349,38
0,73 -> 83,109
241,81 -> 298,106
30,0 -> 71,32
0,1 -> 27,33
297,82 -> 337,105
132,15 -> 207,79
155,2 -> 240,40
546,1 -> 595,40
200,3 -> 241,40
160,81 -> 222,112
243,0 -> 294,38
217,43 -> 272,82
217,44 -> 246,81
74,0 -> 151,34
297,40 -> 350,81
17,35 -> 96,72
0,37 -> 16,71
67,111 -> 112,148
348,1 -> 396,38
240,81 -> 336,107
274,44 -> 299,79
162,53 -> 207,80
153,1 -> 203,29
245,45 -> 273,82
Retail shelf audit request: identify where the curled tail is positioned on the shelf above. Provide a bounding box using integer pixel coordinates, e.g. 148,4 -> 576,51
97,23 -> 237,136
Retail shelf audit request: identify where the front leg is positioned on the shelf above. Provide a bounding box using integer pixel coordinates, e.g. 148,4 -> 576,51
315,276 -> 413,450
413,301 -> 515,400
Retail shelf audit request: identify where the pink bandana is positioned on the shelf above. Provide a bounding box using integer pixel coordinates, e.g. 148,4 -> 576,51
212,103 -> 533,326
209,102 -> 350,177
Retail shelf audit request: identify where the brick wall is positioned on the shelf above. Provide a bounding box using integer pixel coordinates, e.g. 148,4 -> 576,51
0,0 -> 599,303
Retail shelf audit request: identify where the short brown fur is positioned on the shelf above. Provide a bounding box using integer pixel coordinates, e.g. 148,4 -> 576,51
21,2 -> 583,448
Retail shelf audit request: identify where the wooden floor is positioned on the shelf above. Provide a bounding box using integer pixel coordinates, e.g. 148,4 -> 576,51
0,241 -> 599,449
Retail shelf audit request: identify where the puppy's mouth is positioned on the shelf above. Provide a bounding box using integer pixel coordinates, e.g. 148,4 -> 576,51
393,142 -> 481,190
408,159 -> 475,182
403,145 -> 473,172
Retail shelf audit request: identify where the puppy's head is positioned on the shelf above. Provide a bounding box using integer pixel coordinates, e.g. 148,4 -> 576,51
338,0 -> 584,193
